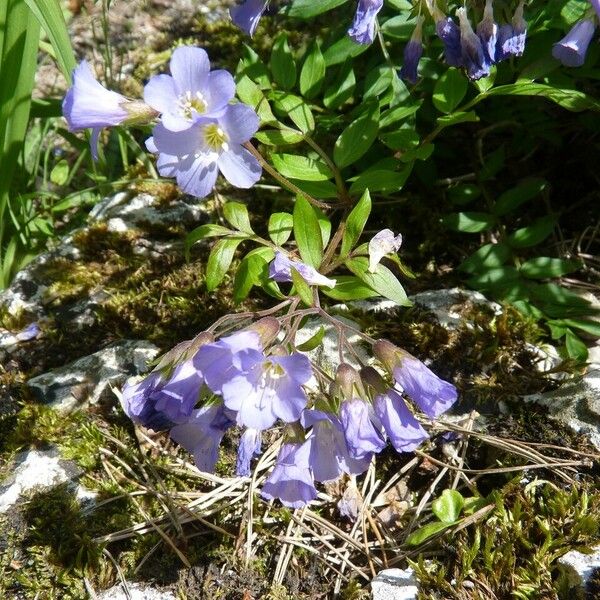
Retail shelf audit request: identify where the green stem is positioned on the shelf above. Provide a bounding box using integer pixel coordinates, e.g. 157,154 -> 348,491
303,135 -> 350,203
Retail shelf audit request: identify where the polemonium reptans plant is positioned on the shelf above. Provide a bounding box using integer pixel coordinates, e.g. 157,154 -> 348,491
62,0 -> 590,510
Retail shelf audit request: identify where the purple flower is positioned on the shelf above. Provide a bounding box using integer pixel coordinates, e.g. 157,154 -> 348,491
143,46 -> 235,132
146,103 -> 262,199
400,16 -> 424,85
428,1 -> 462,67
302,410 -> 371,483
592,0 -> 600,21
170,403 -> 235,472
348,0 -> 384,45
261,442 -> 318,508
496,1 -> 527,61
14,322 -> 40,342
236,428 -> 262,476
552,20 -> 596,67
457,7 -> 491,80
121,361 -> 204,431
476,0 -> 498,63
220,352 -> 312,430
368,229 -> 403,273
340,398 -> 386,460
269,252 -> 336,288
230,0 -> 268,37
374,389 -> 428,453
63,61 -> 157,160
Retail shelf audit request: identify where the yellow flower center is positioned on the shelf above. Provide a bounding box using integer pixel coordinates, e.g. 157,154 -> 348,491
203,123 -> 229,152
178,90 -> 207,120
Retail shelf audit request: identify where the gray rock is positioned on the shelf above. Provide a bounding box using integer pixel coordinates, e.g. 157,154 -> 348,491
96,582 -> 177,600
27,340 -> 160,411
371,568 -> 419,600
558,546 -> 600,597
0,446 -> 81,513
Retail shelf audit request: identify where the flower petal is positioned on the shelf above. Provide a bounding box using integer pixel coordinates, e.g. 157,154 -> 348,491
219,103 -> 260,144
217,145 -> 262,188
143,74 -> 178,115
207,70 -> 236,112
170,46 -> 210,96
176,154 -> 219,199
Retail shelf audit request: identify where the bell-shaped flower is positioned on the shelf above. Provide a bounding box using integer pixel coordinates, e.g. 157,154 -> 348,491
170,403 -> 236,472
348,0 -> 384,45
374,388 -> 428,453
592,0 -> 600,21
457,7 -> 491,80
368,229 -> 403,273
427,0 -> 462,67
261,442 -> 318,508
400,16 -> 425,84
230,0 -> 268,36
121,360 -> 204,431
496,1 -> 527,61
552,19 -> 596,67
373,340 -> 458,418
476,0 -> 498,63
63,61 -> 158,160
236,428 -> 262,476
143,46 -> 236,132
269,252 -> 336,288
340,398 -> 386,460
302,410 -> 371,483
146,103 -> 262,199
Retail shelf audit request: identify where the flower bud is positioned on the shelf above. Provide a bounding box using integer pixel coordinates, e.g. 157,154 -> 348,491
360,366 -> 388,395
335,363 -> 361,398
372,339 -> 402,372
247,316 -> 280,346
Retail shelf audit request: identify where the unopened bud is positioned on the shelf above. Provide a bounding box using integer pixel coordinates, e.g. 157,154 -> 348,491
283,421 -> 306,445
360,366 -> 388,394
153,330 -> 214,375
372,339 -> 402,372
247,316 -> 280,346
335,363 -> 360,398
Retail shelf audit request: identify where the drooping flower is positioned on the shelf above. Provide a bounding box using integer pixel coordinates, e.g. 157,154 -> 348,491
237,428 -> 262,476
143,46 -> 235,132
457,7 -> 491,80
552,19 -> 596,67
230,0 -> 269,36
496,0 -> 527,61
400,16 -> 425,85
592,0 -> 600,21
219,351 -> 313,430
63,61 -> 158,160
120,360 -> 203,431
146,103 -> 262,199
269,252 -> 336,288
302,410 -> 371,483
340,398 -> 386,460
373,340 -> 458,419
374,388 -> 429,453
428,0 -> 462,67
261,442 -> 318,508
14,322 -> 40,342
170,402 -> 236,472
368,229 -> 403,273
477,0 -> 498,63
348,0 -> 384,45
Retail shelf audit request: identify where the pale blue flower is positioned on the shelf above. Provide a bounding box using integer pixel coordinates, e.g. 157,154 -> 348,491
552,20 -> 596,67
230,0 -> 269,36
348,0 -> 384,45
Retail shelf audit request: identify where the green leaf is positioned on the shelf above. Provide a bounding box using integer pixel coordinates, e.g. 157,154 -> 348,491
24,0 -> 76,80
236,75 -> 277,125
406,521 -> 454,547
323,35 -> 369,67
300,41 -> 325,99
268,212 -> 293,245
442,212 -> 497,233
348,164 -> 413,195
555,318 -> 600,337
379,101 -> 421,128
565,329 -> 588,362
271,92 -> 315,133
50,159 -> 69,186
313,205 -> 332,247
323,62 -> 355,109
270,33 -> 296,90
223,202 -> 254,234
437,111 -> 479,128
294,196 -> 323,267
291,267 -> 314,306
296,326 -> 326,351
493,179 -> 548,216
206,238 -> 243,291
433,68 -> 468,114
233,254 -> 269,303
448,184 -> 481,206
346,257 -> 412,306
286,0 -> 349,18
254,129 -> 304,146
520,257 -> 581,279
459,243 -> 512,274
333,101 -> 380,168
508,216 -> 556,248
432,490 -> 465,524
341,189 -> 371,257
321,276 -> 380,301
271,153 -> 333,181
184,224 -> 234,259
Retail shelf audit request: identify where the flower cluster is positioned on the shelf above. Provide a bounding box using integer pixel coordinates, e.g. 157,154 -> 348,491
62,47 -> 261,198
121,318 -> 458,509
552,0 -> 600,67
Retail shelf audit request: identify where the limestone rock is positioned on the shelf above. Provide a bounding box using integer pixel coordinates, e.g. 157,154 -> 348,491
27,340 -> 160,412
558,546 -> 600,597
97,582 -> 177,600
371,568 -> 419,600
